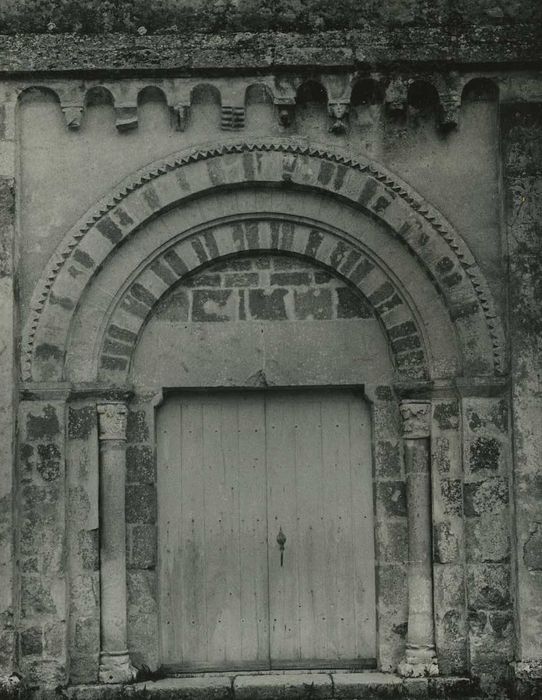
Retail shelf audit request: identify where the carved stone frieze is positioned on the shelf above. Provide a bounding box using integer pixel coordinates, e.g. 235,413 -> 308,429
97,402 -> 128,441
400,400 -> 431,439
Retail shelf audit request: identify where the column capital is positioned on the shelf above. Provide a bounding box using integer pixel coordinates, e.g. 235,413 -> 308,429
400,400 -> 431,439
97,402 -> 128,441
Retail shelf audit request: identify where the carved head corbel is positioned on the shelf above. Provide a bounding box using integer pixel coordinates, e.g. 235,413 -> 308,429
278,104 -> 295,128
328,102 -> 349,134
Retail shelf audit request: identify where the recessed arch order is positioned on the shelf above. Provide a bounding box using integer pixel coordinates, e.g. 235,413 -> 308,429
22,139 -> 505,384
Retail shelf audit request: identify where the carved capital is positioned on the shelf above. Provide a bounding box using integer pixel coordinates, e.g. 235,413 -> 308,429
400,400 -> 431,439
97,402 -> 128,441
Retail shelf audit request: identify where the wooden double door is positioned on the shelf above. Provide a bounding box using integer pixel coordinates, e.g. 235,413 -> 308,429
157,389 -> 376,672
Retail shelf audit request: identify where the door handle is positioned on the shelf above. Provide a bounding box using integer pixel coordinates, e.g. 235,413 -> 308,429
277,527 -> 286,567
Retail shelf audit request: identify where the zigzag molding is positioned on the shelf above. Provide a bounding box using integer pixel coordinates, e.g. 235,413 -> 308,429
22,139 -> 506,379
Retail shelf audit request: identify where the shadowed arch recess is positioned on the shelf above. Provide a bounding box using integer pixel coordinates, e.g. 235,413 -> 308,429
22,140 -> 505,383
95,221 -> 428,383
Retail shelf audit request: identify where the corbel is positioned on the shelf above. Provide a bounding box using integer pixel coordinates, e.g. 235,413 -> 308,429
384,77 -> 408,114
439,94 -> 461,130
221,105 -> 245,131
172,103 -> 190,131
61,104 -> 84,130
328,101 -> 350,134
115,104 -> 138,132
274,98 -> 296,128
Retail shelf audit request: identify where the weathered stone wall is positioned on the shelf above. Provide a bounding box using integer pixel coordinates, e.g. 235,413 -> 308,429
431,397 -> 467,676
0,88 -> 17,687
17,399 -> 68,686
0,16 -> 539,694
1,0 -> 542,35
461,397 -> 513,686
125,402 -> 159,674
503,103 -> 542,697
66,401 -> 100,685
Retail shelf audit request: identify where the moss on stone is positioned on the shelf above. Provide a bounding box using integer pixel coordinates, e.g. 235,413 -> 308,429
0,0 -> 541,35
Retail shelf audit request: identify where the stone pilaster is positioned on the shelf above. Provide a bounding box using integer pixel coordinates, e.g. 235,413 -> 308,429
97,402 -> 136,684
18,394 -> 70,686
502,103 -> 542,694
398,400 -> 439,677
0,91 -> 17,683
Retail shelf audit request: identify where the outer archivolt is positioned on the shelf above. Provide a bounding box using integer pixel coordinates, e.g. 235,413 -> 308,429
22,140 -> 506,381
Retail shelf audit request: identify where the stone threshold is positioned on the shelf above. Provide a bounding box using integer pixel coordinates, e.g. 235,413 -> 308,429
67,672 -> 481,699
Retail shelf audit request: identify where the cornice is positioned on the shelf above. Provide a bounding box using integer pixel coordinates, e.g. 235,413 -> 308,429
0,25 -> 541,75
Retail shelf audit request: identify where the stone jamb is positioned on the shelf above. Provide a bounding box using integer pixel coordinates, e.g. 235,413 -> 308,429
430,389 -> 468,676
66,397 -> 100,685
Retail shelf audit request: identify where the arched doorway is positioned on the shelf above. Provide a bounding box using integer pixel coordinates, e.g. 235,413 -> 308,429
143,251 -> 384,671
18,141 -> 505,682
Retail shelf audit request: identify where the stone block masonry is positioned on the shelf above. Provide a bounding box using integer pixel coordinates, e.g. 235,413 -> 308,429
503,103 -> 542,698
154,254 -> 374,324
67,402 -> 100,684
0,94 -> 16,682
18,399 -> 68,686
461,397 -> 513,684
125,402 -> 159,672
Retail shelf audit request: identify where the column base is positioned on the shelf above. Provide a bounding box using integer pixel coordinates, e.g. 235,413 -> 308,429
398,645 -> 439,678
99,651 -> 137,684
512,659 -> 542,679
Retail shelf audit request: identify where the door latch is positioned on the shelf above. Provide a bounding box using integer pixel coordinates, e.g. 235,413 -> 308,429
277,527 -> 286,567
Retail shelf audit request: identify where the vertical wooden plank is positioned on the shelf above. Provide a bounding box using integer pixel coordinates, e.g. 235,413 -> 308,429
179,398 -> 208,665
157,398 -> 181,664
321,392 -> 355,660
348,394 -> 377,658
218,396 -> 243,666
266,394 -> 300,666
237,394 -> 270,665
292,395 -> 328,661
201,398 -> 229,665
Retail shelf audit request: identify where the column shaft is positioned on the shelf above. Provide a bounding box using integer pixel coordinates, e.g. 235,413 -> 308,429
97,403 -> 136,684
398,401 -> 439,677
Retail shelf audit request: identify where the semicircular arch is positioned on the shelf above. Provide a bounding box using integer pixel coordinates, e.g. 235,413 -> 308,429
23,140 -> 505,383
71,218 -> 433,384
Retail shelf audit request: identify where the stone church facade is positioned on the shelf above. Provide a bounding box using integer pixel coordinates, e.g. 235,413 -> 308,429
0,6 -> 541,699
